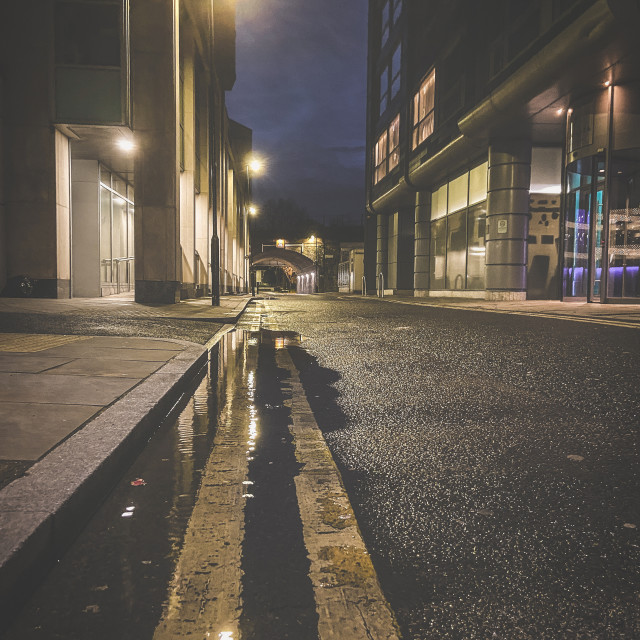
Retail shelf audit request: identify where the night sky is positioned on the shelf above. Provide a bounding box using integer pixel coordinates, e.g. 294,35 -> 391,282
226,0 -> 368,225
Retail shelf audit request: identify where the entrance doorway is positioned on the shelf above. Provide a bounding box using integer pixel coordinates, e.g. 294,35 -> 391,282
563,150 -> 640,301
99,167 -> 134,296
563,155 -> 605,301
607,150 -> 640,300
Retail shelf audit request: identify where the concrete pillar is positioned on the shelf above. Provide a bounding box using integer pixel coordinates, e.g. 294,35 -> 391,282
0,79 -> 5,293
397,207 -> 414,291
0,3 -> 63,297
387,213 -> 398,289
486,140 -> 531,300
414,191 -> 430,296
376,213 -> 388,288
71,160 -> 100,297
131,0 -> 181,303
179,34 -> 196,299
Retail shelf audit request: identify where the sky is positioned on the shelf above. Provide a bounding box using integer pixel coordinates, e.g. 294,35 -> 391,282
225,0 -> 369,225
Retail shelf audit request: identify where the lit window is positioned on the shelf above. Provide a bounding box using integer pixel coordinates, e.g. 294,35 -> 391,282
374,114 -> 400,184
388,115 -> 400,171
412,69 -> 435,149
374,130 -> 388,184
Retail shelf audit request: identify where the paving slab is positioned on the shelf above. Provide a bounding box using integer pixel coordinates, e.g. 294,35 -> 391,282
0,403 -> 98,461
43,358 -> 163,378
0,354 -> 74,373
77,336 -> 186,350
0,372 -> 140,406
0,334 -> 90,352
40,345 -> 183,361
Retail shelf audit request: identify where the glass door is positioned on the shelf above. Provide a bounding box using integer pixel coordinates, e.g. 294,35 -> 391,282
607,149 -> 640,300
563,155 -> 606,301
564,157 -> 593,299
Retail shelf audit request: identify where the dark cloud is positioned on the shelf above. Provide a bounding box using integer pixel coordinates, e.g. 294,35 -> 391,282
226,0 -> 368,223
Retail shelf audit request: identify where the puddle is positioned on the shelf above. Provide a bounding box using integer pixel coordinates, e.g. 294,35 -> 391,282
4,302 -> 318,640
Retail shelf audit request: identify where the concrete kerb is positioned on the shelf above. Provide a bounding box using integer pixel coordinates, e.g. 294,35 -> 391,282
0,320 -> 245,626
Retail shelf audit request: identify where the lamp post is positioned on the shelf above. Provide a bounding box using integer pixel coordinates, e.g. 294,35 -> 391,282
244,155 -> 262,297
248,205 -> 258,295
309,234 -> 318,293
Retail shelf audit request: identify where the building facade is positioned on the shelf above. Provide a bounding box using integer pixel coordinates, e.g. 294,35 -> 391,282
366,0 -> 640,302
0,0 -> 252,303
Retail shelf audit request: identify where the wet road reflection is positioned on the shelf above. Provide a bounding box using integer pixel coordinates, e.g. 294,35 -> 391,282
4,325 -> 249,639
4,301 -> 319,640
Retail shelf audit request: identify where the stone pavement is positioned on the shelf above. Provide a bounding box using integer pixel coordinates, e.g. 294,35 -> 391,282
0,291 -> 251,322
0,293 -> 253,618
358,293 -> 640,328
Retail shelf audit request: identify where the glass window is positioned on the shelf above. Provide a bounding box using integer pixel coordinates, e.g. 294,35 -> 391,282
374,130 -> 388,184
429,164 -> 489,291
607,150 -> 640,298
563,157 -> 592,297
127,204 -> 135,258
469,162 -> 488,204
374,115 -> 401,184
55,2 -> 121,67
381,1 -> 390,47
448,173 -> 469,213
391,45 -> 401,99
467,204 -> 486,289
446,210 -> 467,289
381,0 -> 402,47
100,186 -> 112,284
431,184 -> 447,220
430,218 -> 447,290
388,115 -> 400,171
392,0 -> 403,23
379,66 -> 389,116
412,70 -> 435,149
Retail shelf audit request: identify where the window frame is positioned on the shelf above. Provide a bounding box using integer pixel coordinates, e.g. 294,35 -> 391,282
412,69 -> 436,150
374,114 -> 401,185
380,43 -> 402,116
380,0 -> 402,47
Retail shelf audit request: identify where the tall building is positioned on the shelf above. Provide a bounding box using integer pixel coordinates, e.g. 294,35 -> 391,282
366,0 -> 640,302
0,0 -> 252,303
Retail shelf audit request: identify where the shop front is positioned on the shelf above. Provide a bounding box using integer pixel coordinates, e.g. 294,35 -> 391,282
563,84 -> 640,303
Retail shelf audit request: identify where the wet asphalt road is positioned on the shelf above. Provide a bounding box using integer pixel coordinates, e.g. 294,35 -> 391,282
2,294 -> 639,639
270,294 -> 640,640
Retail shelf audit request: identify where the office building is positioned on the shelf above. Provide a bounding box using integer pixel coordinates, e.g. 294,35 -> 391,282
365,0 -> 640,302
0,0 -> 252,303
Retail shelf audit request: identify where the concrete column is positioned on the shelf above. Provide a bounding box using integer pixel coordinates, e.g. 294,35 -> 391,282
0,79 -> 5,293
179,34 -> 196,299
486,140 -> 531,300
397,207 -> 414,291
376,213 -> 388,288
414,191 -> 430,296
0,3 -> 63,297
387,213 -> 398,289
71,160 -> 100,297
132,0 -> 181,303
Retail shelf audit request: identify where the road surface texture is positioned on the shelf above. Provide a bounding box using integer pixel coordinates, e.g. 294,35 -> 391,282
2,293 -> 638,639
269,293 -> 639,640
3,300 -> 398,640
